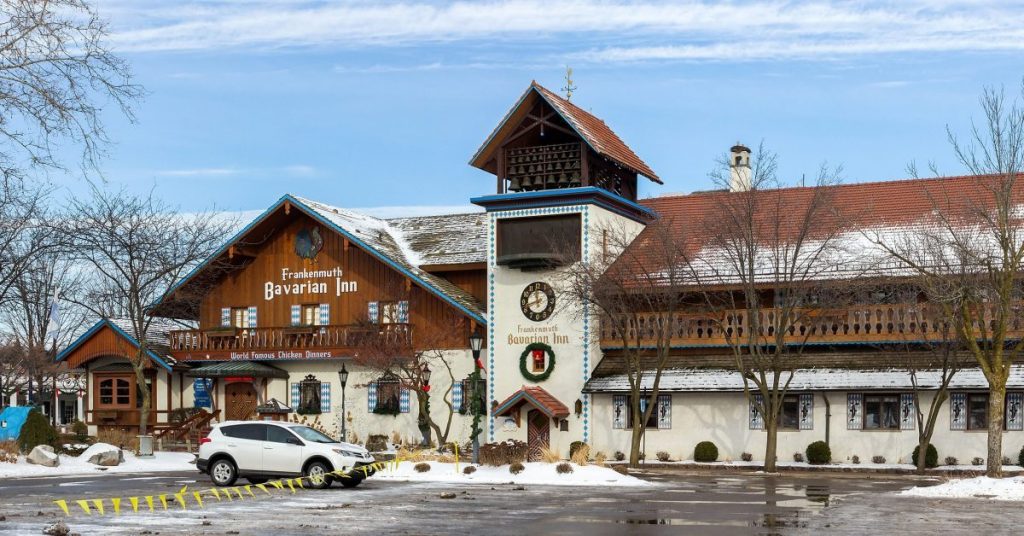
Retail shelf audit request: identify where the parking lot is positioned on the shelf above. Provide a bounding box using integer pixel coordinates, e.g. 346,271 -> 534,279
1,469 -> 1021,535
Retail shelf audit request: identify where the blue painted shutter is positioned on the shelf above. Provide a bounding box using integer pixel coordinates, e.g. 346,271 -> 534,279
657,394 -> 671,429
320,382 -> 331,413
799,393 -> 814,430
318,303 -> 330,326
368,382 -> 378,412
900,393 -> 916,430
397,300 -> 409,323
749,394 -> 764,430
290,305 -> 301,326
399,387 -> 410,413
847,393 -> 863,430
220,307 -> 231,327
950,392 -> 967,430
612,395 -> 627,429
452,381 -> 463,413
290,383 -> 300,409
368,301 -> 379,323
247,306 -> 257,328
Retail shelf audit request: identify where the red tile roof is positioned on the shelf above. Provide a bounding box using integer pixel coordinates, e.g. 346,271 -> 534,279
470,82 -> 660,183
493,385 -> 570,419
615,173 -> 1024,280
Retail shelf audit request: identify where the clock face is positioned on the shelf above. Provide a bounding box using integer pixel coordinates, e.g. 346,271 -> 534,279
520,282 -> 556,322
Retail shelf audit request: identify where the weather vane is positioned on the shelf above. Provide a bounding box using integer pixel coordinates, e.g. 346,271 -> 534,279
561,66 -> 577,100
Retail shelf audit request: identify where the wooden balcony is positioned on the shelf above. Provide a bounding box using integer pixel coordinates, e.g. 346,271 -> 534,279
600,303 -> 1024,348
169,323 -> 413,361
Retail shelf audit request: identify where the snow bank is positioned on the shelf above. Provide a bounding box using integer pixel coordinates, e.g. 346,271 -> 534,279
0,450 -> 195,478
901,476 -> 1024,501
373,461 -> 650,487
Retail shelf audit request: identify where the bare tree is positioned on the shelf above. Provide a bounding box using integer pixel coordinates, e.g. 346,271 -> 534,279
867,84 -> 1024,477
350,286 -> 470,449
62,186 -> 229,436
694,144 -> 852,473
562,219 -> 687,467
0,0 -> 142,177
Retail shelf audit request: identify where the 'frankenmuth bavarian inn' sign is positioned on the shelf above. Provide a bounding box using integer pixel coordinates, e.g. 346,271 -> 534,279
264,267 -> 358,301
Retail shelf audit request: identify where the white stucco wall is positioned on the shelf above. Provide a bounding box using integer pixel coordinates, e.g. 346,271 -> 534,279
590,391 -> 1024,464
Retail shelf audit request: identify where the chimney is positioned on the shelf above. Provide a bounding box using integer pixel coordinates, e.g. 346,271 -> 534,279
729,143 -> 752,192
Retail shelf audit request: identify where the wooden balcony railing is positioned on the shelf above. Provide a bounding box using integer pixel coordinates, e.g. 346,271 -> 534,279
600,303 -> 1024,348
168,323 -> 413,355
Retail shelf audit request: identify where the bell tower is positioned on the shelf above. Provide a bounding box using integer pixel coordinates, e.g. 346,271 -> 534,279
469,81 -> 660,456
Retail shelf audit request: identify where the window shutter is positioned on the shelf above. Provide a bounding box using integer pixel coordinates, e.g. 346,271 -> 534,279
799,393 -> 814,430
749,394 -> 764,430
290,382 -> 300,409
612,395 -> 627,429
318,303 -> 330,326
320,382 -> 331,413
399,387 -> 410,413
397,300 -> 409,323
368,382 -> 378,412
900,393 -> 916,430
847,393 -> 863,430
220,307 -> 231,327
247,306 -> 257,328
290,305 -> 301,326
452,381 -> 463,413
950,392 -> 967,430
1007,392 -> 1024,431
368,301 -> 379,323
657,394 -> 672,429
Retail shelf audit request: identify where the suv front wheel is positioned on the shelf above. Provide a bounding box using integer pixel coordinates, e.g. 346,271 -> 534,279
304,460 -> 332,489
210,459 -> 238,487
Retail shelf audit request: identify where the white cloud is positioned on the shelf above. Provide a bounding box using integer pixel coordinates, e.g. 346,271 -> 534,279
95,0 -> 1024,62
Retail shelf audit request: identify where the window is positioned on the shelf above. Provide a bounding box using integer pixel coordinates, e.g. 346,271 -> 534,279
496,214 -> 582,268
531,348 -> 546,372
374,374 -> 401,413
232,307 -> 250,328
221,424 -> 266,441
459,378 -> 486,414
380,301 -> 400,324
97,377 -> 132,408
298,375 -> 322,415
968,393 -> 989,430
626,396 -> 659,429
864,394 -> 900,430
302,304 -> 319,326
780,395 -> 800,430
267,426 -> 299,444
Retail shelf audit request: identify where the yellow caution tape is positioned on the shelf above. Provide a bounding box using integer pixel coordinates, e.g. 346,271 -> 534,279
192,491 -> 204,509
75,500 -> 91,515
91,499 -> 105,516
129,497 -> 140,512
111,498 -> 121,515
53,500 -> 69,516
144,496 -> 155,512
256,484 -> 270,495
158,494 -> 169,510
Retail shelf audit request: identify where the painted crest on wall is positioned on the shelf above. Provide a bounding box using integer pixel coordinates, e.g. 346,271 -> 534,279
295,227 -> 324,260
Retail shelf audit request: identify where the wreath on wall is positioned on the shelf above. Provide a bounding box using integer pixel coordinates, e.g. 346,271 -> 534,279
519,342 -> 556,382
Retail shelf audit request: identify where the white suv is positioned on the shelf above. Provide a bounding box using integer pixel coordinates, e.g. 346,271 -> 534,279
198,421 -> 375,489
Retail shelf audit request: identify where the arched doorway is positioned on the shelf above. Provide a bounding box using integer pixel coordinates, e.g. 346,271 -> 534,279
225,382 -> 258,421
526,409 -> 550,461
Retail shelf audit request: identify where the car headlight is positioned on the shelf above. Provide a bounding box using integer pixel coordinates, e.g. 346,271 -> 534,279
332,448 -> 364,458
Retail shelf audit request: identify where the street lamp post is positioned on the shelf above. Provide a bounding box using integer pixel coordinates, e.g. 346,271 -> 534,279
338,364 -> 349,443
468,330 -> 484,464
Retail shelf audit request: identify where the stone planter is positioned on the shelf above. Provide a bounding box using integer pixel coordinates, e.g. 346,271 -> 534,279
137,435 -> 154,457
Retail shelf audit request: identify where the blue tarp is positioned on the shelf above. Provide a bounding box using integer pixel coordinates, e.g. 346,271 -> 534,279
0,406 -> 32,441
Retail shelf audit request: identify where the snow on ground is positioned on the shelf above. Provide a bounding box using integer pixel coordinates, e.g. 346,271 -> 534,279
373,461 -> 651,487
0,445 -> 195,478
630,460 -> 1024,472
901,476 -> 1024,500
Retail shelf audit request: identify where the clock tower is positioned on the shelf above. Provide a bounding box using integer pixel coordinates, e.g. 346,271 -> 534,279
469,82 -> 660,457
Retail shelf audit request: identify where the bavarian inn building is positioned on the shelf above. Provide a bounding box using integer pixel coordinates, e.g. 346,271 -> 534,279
54,81 -> 1024,464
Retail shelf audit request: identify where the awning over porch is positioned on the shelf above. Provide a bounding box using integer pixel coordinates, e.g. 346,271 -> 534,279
493,386 -> 570,419
185,361 -> 289,379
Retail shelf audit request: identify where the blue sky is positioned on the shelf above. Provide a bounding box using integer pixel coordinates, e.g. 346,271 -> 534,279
56,1 -> 1024,214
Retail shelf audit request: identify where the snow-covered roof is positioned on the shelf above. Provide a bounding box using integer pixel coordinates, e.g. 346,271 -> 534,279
387,212 -> 486,267
293,196 -> 485,320
584,366 -> 1024,393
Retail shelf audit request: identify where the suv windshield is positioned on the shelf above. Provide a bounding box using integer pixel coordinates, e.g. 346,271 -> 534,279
289,426 -> 336,444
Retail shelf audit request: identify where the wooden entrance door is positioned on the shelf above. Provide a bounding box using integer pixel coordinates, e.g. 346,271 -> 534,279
527,409 -> 550,461
225,382 -> 258,421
